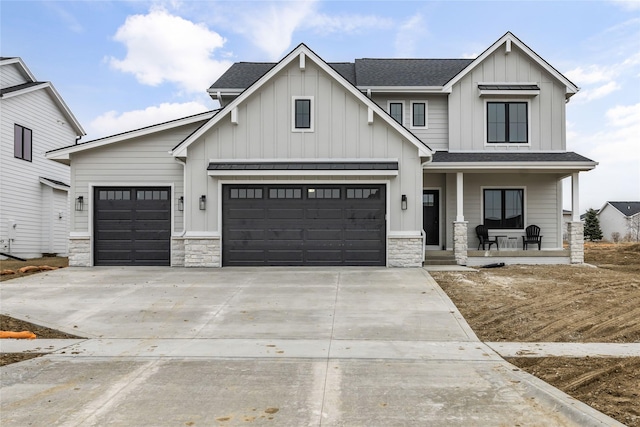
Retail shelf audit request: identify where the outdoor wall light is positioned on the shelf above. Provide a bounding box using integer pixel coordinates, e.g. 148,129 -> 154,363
178,196 -> 184,211
75,196 -> 84,211
199,195 -> 206,210
401,194 -> 408,210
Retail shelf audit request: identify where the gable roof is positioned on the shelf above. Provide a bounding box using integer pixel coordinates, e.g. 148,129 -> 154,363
209,59 -> 470,92
0,57 -> 86,137
601,202 -> 640,217
176,43 -> 433,158
46,110 -> 217,165
443,32 -> 579,98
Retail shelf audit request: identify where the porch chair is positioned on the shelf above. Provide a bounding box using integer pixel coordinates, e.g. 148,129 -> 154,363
475,225 -> 498,250
522,225 -> 543,250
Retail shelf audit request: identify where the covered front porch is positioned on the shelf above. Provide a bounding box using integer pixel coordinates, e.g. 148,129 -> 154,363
421,152 -> 597,266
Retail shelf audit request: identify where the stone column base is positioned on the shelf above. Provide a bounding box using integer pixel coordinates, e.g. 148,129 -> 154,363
184,237 -> 221,267
453,221 -> 468,266
567,221 -> 584,264
388,236 -> 423,267
171,237 -> 185,267
68,236 -> 91,267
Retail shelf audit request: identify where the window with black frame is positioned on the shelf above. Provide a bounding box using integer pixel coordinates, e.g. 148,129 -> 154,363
487,102 -> 527,143
483,189 -> 524,229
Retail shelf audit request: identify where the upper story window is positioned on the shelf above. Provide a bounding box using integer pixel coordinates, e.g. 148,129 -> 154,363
292,96 -> 313,132
483,188 -> 524,229
487,102 -> 528,144
14,124 -> 32,162
388,101 -> 403,124
410,101 -> 427,129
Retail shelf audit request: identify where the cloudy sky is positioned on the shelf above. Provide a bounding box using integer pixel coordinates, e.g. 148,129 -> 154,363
2,0 -> 639,212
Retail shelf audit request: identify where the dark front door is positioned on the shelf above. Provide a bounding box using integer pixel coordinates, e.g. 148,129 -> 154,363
423,189 -> 439,246
222,184 -> 386,266
94,187 -> 171,266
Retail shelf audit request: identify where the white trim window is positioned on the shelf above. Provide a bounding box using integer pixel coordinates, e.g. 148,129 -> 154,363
410,101 -> 428,129
292,96 -> 314,132
486,101 -> 529,145
388,101 -> 404,125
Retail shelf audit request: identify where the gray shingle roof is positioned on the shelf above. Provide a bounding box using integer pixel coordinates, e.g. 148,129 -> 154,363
209,58 -> 473,90
478,84 -> 540,90
0,81 -> 45,97
608,202 -> 640,217
431,152 -> 596,163
354,59 -> 473,86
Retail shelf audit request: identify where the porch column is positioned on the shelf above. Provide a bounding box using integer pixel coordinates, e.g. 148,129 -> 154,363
453,172 -> 468,265
571,172 -> 580,221
568,172 -> 584,263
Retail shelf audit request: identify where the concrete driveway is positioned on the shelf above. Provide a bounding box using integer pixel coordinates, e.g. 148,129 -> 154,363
1,267 -> 621,426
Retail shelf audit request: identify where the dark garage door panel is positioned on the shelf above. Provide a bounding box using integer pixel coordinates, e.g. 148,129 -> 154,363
94,187 -> 171,266
222,184 -> 386,266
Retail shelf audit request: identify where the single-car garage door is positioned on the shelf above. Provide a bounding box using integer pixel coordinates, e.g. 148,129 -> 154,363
94,187 -> 171,266
222,184 -> 386,266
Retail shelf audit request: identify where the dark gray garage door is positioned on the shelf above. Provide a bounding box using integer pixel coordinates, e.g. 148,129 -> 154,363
222,184 -> 386,266
94,187 -> 171,266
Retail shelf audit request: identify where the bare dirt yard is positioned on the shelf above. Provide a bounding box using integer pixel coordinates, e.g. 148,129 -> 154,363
2,246 -> 639,425
0,256 -> 68,282
432,242 -> 640,427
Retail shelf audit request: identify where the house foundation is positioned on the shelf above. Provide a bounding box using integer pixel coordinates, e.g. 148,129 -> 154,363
388,236 -> 423,267
453,221 -> 468,265
567,221 -> 584,264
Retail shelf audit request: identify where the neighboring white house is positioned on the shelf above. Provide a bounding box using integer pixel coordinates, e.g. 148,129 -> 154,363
47,32 -> 596,267
1,57 -> 85,259
597,202 -> 640,242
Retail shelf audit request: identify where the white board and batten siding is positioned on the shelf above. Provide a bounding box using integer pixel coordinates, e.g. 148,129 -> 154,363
370,95 -> 449,151
1,89 -> 75,258
448,44 -> 567,152
186,58 -> 424,234
71,123 -> 205,235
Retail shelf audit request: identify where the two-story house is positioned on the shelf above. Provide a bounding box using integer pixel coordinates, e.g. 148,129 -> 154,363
1,57 -> 85,259
47,32 -> 596,267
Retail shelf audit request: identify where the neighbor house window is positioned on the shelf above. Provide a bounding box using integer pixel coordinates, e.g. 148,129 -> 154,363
292,96 -> 313,131
487,102 -> 528,143
411,101 -> 427,128
483,189 -> 524,229
389,102 -> 403,124
14,124 -> 32,162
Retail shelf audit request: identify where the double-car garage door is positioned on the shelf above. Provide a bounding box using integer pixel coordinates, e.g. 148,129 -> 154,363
222,184 -> 386,266
93,184 -> 386,266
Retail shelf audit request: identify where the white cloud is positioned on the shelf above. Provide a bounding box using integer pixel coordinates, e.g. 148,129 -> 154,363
568,103 -> 640,211
394,13 -> 427,58
88,101 -> 209,138
565,65 -> 614,85
109,7 -> 232,93
234,1 -> 317,60
307,13 -> 393,35
610,0 -> 640,11
576,81 -> 621,102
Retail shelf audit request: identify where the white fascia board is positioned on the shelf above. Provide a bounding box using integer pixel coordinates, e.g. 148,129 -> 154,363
174,44 -> 434,160
46,111 -> 215,162
39,177 -> 70,191
206,88 -> 243,96
208,170 -> 398,177
443,32 -> 579,97
424,161 -> 597,171
3,82 -> 86,136
208,157 -> 399,163
0,57 -> 37,81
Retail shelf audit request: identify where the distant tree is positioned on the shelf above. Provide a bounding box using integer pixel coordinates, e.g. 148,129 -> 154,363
627,215 -> 640,242
611,231 -> 621,243
583,208 -> 603,241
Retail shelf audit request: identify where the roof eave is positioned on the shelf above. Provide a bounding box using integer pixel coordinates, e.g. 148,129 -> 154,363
357,86 -> 447,94
424,161 -> 597,171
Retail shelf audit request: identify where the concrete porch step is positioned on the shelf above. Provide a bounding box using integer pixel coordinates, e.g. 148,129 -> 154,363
424,251 -> 457,265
